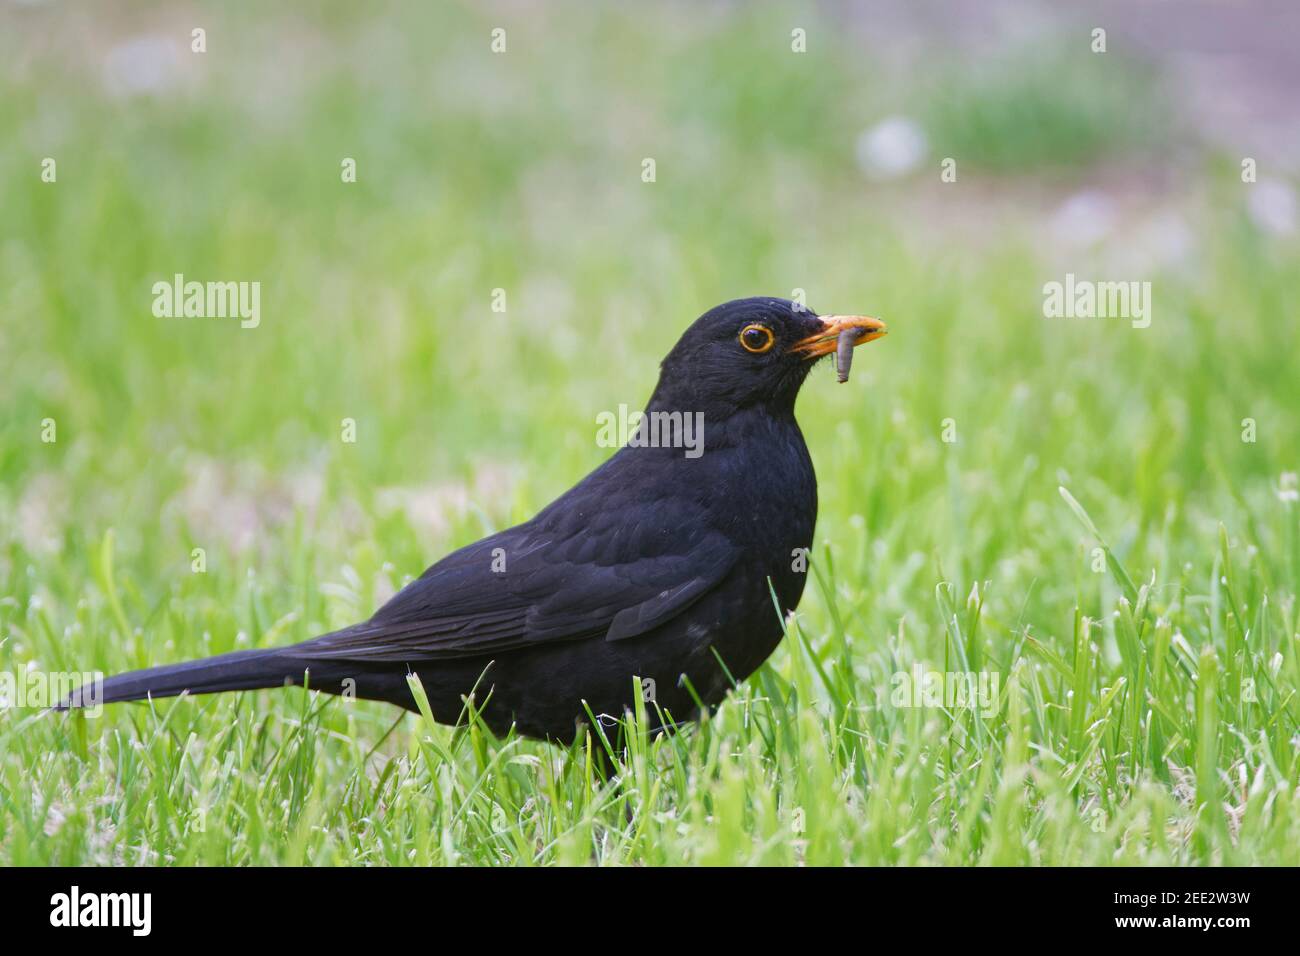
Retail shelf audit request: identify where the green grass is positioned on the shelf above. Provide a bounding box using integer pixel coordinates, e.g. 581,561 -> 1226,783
2,2 -> 1299,865
918,39 -> 1172,173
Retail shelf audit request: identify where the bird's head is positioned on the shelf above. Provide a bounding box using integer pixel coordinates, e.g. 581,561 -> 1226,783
648,297 -> 887,416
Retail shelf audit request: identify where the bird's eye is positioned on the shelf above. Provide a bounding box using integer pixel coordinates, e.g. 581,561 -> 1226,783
739,324 -> 775,354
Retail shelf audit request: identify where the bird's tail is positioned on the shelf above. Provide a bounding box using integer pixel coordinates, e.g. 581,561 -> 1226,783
57,647 -> 324,710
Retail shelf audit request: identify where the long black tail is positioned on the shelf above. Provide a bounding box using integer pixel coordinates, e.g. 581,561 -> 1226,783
58,648 -> 337,709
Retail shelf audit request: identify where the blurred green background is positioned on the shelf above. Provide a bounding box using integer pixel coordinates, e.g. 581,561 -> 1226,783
2,1 -> 1298,865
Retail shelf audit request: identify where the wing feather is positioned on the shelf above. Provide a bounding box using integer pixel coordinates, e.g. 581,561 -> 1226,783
299,493 -> 739,663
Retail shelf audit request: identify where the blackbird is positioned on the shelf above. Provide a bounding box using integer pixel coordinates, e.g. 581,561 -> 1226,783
63,298 -> 886,743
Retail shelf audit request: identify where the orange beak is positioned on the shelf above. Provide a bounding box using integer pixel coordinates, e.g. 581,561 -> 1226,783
791,314 -> 888,359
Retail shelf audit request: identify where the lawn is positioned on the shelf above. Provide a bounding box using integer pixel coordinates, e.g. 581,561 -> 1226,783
2,2 -> 1298,865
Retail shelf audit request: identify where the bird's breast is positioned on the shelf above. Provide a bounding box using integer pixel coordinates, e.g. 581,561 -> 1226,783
696,413 -> 817,608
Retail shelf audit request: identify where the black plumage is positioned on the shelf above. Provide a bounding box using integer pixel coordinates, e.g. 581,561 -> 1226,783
63,298 -> 886,743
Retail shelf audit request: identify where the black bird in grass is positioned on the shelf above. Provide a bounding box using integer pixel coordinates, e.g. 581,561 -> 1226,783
63,298 -> 886,743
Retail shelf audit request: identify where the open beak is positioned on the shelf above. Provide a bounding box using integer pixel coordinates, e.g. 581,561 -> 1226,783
791,314 -> 888,359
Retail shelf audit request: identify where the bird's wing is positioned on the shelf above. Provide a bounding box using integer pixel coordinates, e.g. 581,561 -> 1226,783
298,499 -> 740,663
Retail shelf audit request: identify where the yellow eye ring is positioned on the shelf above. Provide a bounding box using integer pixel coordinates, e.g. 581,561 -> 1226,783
739,324 -> 775,354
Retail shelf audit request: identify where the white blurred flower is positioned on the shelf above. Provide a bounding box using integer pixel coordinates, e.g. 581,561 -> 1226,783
1248,178 -> 1297,236
855,116 -> 928,180
102,35 -> 181,98
1278,472 -> 1299,503
1051,190 -> 1116,246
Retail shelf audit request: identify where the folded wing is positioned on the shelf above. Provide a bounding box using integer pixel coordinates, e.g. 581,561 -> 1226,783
299,503 -> 739,663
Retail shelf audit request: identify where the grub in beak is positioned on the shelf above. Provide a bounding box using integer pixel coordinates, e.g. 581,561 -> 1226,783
835,327 -> 867,383
792,314 -> 888,382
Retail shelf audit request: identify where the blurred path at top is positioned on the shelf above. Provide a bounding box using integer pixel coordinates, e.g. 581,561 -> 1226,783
844,0 -> 1300,166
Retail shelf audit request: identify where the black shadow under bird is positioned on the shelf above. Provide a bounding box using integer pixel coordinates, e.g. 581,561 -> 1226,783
61,298 -> 886,742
